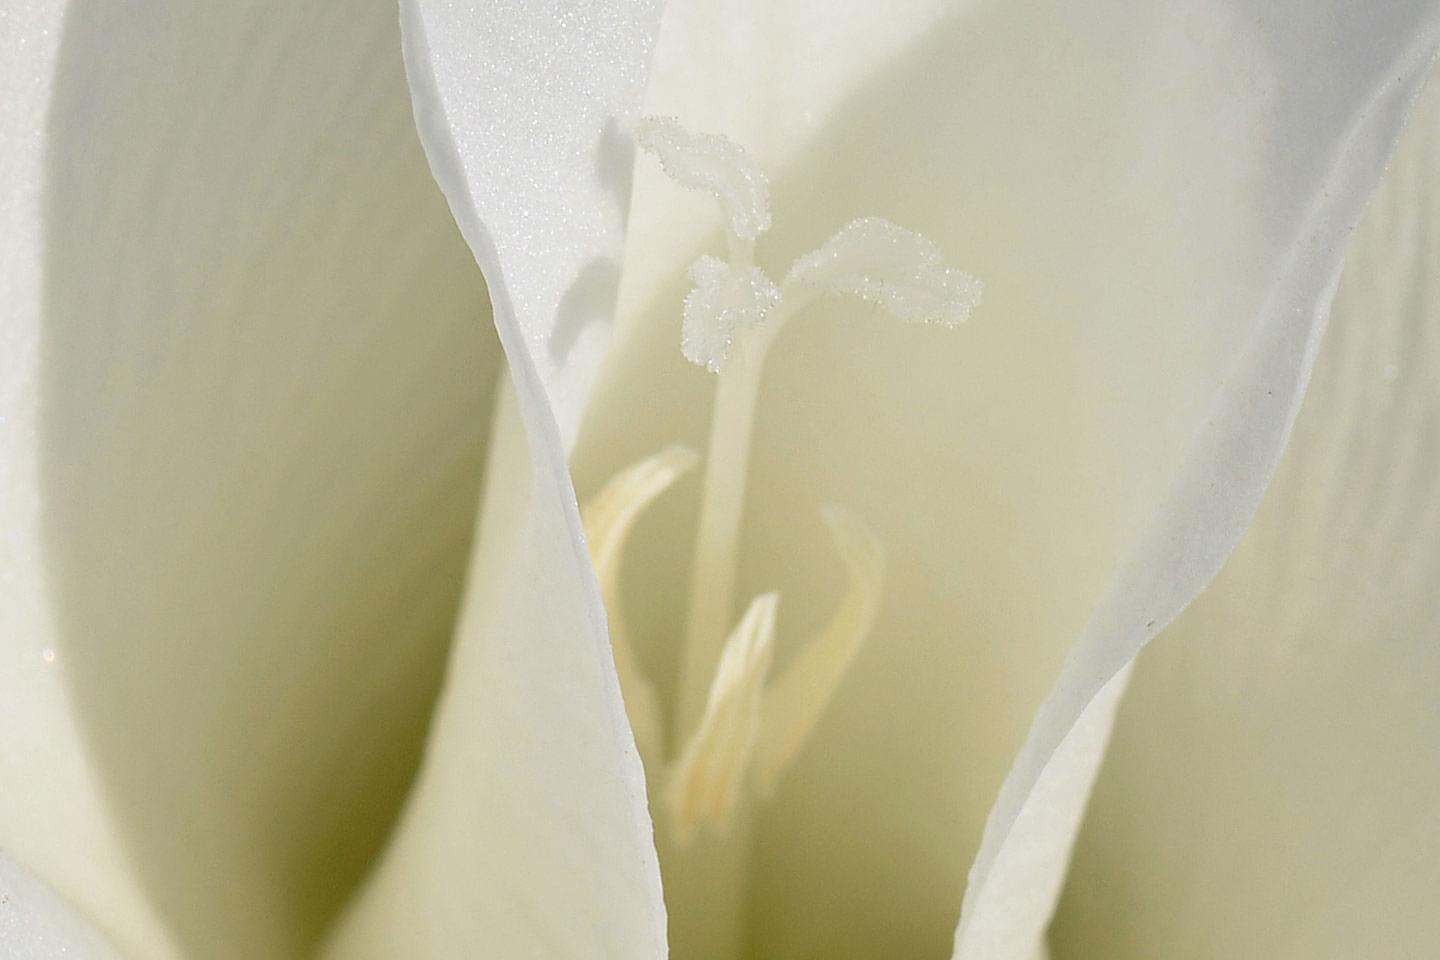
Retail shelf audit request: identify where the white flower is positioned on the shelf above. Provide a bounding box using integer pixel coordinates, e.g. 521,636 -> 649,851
1,2 -> 1438,959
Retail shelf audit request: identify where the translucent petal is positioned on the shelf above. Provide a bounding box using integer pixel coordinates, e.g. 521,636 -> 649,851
666,592 -> 780,844
955,23 -> 1440,960
752,506 -> 885,797
581,445 -> 700,762
321,0 -> 668,954
681,255 -> 782,371
953,666 -> 1131,960
6,2 -> 498,955
785,217 -> 983,326
0,7 -> 179,956
1053,67 -> 1440,960
399,0 -> 663,448
635,115 -> 773,241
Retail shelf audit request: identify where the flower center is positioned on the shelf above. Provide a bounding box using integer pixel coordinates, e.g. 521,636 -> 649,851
580,116 -> 982,845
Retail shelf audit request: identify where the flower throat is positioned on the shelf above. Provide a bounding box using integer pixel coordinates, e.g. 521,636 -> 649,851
581,116 -> 982,845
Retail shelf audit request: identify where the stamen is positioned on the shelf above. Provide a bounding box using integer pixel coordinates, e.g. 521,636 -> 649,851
752,506 -> 886,796
784,216 -> 983,326
633,115 -> 772,244
580,445 -> 699,763
665,592 -> 779,845
681,255 -> 782,372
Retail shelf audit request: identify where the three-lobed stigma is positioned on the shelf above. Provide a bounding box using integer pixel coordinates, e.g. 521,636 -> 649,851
634,115 -> 983,375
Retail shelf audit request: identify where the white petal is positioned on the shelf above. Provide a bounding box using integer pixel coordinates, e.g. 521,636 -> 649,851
9,2 -> 498,955
572,2 -> 1440,956
324,385 -> 666,960
1054,66 -> 1440,960
0,7 -> 180,957
401,0 -> 665,449
0,855 -> 124,960
953,666 -> 1130,960
321,1 -> 669,955
956,14 -> 1440,960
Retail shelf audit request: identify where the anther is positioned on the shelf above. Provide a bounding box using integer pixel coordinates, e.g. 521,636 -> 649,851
580,445 -> 699,763
665,592 -> 779,845
752,506 -> 885,797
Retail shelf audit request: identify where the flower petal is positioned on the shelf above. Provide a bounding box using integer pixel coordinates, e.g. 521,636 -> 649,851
324,385 -> 666,960
11,1 -> 500,955
1053,66 -> 1440,960
955,16 -> 1440,957
319,1 -> 668,957
398,0 -> 665,449
0,854 -> 124,960
1,8 -> 181,957
571,2 -> 1440,956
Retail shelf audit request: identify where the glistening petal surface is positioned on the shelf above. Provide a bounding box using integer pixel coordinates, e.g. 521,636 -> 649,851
321,2 -> 668,958
0,855 -> 123,960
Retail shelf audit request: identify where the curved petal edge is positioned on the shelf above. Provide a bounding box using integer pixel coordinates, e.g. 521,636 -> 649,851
322,2 -> 669,957
954,16 -> 1440,960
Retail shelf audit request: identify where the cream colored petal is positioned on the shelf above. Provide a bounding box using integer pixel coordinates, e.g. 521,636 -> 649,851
6,1 -> 498,956
401,0 -> 665,449
1053,66 -> 1440,960
955,666 -> 1131,960
0,855 -> 124,960
320,1 -> 669,957
571,2 -> 1440,957
958,17 -> 1439,957
1,6 -> 179,957
324,382 -> 665,960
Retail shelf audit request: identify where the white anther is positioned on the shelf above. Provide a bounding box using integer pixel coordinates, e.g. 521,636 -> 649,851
665,592 -> 779,844
634,115 -> 772,242
682,255 -> 782,372
785,216 -> 983,326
